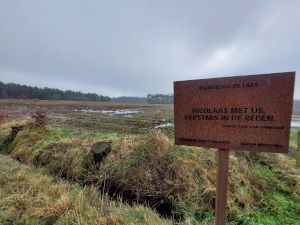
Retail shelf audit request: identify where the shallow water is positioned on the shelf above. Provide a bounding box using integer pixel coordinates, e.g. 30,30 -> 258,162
78,109 -> 141,115
291,115 -> 300,127
154,122 -> 174,129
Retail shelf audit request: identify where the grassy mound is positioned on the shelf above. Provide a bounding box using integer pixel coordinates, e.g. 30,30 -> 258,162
0,120 -> 299,224
0,154 -> 170,225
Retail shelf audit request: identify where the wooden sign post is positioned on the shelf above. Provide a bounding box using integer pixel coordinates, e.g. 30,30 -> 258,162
174,72 -> 295,225
215,149 -> 229,225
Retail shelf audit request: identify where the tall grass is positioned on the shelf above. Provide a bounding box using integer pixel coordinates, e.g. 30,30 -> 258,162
0,154 -> 171,225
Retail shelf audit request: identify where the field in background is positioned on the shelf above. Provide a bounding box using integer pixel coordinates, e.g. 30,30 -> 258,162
0,99 -> 299,224
0,99 -> 174,135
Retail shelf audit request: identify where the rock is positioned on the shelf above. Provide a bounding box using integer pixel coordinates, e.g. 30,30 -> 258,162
91,142 -> 112,164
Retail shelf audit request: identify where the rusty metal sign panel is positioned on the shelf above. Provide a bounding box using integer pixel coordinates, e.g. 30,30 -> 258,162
174,72 -> 295,153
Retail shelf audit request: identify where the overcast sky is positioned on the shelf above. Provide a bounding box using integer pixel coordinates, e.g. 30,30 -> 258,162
0,1 -> 299,98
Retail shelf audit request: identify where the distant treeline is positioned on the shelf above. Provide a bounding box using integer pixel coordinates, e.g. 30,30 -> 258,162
2,82 -> 299,107
147,94 -> 174,104
105,94 -> 174,104
0,82 -> 110,102
111,96 -> 147,104
0,82 -> 174,104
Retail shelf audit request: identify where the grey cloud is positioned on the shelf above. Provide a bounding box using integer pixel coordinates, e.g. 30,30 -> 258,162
0,0 -> 299,98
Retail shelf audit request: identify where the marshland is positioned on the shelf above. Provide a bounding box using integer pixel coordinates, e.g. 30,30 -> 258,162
0,99 -> 299,224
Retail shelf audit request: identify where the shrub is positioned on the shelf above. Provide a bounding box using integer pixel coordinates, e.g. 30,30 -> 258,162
30,110 -> 48,128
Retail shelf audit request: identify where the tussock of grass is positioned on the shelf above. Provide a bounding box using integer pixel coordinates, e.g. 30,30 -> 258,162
99,132 -> 218,216
1,120 -> 299,224
0,154 -> 170,225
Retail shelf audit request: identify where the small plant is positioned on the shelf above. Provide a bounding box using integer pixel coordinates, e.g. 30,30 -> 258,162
30,110 -> 48,128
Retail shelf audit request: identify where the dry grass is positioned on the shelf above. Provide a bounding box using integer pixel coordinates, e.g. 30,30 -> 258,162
101,132 -> 300,220
0,154 -> 171,225
0,120 -> 299,224
99,131 -> 217,213
30,110 -> 49,128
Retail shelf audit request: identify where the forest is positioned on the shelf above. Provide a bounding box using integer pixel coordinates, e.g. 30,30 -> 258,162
0,81 -> 174,104
0,81 -> 110,102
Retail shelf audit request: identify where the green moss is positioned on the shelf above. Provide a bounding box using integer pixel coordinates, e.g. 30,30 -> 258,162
248,192 -> 300,225
227,176 -> 300,225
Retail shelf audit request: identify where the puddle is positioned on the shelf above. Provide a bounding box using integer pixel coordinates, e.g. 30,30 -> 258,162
102,109 -> 140,115
77,109 -> 140,116
291,115 -> 300,127
291,121 -> 300,127
124,115 -> 133,118
154,123 -> 174,129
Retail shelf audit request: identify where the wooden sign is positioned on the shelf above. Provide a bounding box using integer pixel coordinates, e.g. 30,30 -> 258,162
174,72 -> 295,153
174,72 -> 295,225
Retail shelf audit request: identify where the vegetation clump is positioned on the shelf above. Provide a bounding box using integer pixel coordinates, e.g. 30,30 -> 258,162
0,154 -> 170,225
30,110 -> 49,128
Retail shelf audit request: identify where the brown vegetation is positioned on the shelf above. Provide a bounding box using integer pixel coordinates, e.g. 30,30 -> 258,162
30,110 -> 49,128
0,154 -> 170,225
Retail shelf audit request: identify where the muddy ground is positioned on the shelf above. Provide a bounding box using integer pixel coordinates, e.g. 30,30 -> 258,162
0,99 -> 174,135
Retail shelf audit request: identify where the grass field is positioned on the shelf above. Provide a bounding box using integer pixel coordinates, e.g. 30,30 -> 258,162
0,99 -> 300,224
0,154 -> 170,225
